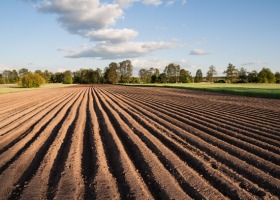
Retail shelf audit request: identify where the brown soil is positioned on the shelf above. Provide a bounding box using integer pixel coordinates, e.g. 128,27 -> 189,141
0,85 -> 279,199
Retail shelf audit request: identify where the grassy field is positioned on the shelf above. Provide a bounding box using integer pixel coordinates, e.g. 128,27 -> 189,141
0,83 -> 75,94
124,83 -> 280,99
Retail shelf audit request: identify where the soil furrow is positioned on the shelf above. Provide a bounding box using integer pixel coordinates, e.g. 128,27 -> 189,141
88,88 -> 120,199
101,87 -> 269,199
54,88 -> 88,199
93,89 -> 153,199
126,93 -> 280,147
20,89 -> 85,200
98,88 -> 228,199
102,87 -> 280,196
0,91 -> 76,154
0,88 -> 83,198
109,91 -> 280,169
1,85 -> 279,199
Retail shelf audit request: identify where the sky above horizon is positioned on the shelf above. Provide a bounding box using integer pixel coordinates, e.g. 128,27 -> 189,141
0,0 -> 279,76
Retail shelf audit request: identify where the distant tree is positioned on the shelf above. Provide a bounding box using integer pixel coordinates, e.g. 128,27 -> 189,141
151,74 -> 158,83
158,73 -> 167,83
154,68 -> 160,78
34,70 -> 47,82
224,63 -> 238,83
63,70 -> 73,84
119,60 -> 133,83
238,67 -> 248,83
2,70 -> 12,83
0,74 -> 4,84
104,62 -> 120,84
43,70 -> 51,83
194,69 -> 203,83
164,63 -> 180,83
130,77 -> 140,84
2,70 -> 18,83
206,65 -> 217,83
257,68 -> 275,83
275,72 -> 280,83
54,72 -> 64,83
96,68 -> 103,83
139,69 -> 148,83
179,69 -> 192,83
18,73 -> 45,88
247,70 -> 258,83
150,68 -> 160,83
18,68 -> 29,77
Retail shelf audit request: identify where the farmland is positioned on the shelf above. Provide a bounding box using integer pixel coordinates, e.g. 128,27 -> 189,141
124,83 -> 280,99
0,85 -> 279,199
0,83 -> 75,94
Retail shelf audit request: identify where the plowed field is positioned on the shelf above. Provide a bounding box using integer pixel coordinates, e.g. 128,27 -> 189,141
0,85 -> 279,199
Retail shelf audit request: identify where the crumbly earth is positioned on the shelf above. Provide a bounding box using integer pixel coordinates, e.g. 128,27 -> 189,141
0,85 -> 279,199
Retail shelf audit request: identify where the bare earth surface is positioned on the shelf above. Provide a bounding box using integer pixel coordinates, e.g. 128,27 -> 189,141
0,85 -> 279,200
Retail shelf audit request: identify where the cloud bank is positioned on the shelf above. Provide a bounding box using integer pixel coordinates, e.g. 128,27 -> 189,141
31,0 -> 183,59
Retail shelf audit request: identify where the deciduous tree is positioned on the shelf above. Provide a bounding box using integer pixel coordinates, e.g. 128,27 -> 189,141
224,63 -> 238,83
257,68 -> 275,83
206,65 -> 217,83
194,69 -> 203,83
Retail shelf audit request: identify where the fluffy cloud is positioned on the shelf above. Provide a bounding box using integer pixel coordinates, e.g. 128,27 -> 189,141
189,49 -> 210,55
37,0 -> 124,33
64,41 -> 177,59
30,0 -> 184,59
85,28 -> 138,43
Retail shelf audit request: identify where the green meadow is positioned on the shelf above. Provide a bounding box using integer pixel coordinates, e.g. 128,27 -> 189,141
124,83 -> 280,99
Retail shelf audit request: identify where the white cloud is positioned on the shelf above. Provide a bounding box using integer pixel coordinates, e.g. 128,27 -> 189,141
27,0 -> 185,60
189,49 -> 210,55
115,0 -> 135,8
37,0 -> 124,33
143,0 -> 162,6
85,28 -> 138,43
64,41 -> 177,59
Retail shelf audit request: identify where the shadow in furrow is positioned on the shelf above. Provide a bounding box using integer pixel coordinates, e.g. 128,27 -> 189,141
7,95 -> 79,200
0,94 -> 76,175
0,93 -> 74,154
95,90 -> 169,200
103,97 -> 204,199
82,90 -> 97,199
92,90 -> 132,199
46,93 -> 85,200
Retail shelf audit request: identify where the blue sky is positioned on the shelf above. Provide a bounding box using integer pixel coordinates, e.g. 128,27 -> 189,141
0,0 -> 279,76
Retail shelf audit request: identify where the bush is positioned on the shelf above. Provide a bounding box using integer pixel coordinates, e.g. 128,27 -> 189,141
18,73 -> 46,88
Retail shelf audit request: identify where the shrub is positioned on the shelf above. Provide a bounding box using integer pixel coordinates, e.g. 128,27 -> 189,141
18,73 -> 46,88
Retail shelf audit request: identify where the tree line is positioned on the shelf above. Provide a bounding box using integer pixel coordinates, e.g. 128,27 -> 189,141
0,60 -> 134,87
138,63 -> 280,84
0,61 -> 279,87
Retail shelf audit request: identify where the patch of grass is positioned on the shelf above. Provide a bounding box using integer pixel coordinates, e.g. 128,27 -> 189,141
0,83 -> 76,94
123,83 -> 280,99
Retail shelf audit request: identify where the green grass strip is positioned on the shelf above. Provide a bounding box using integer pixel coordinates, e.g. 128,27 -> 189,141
122,83 -> 280,99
